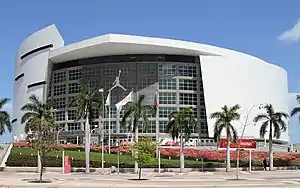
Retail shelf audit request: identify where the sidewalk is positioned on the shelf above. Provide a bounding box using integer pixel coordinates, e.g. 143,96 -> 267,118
1,170 -> 300,187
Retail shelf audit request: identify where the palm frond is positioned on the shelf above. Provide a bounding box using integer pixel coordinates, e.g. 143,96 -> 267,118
0,98 -> 9,109
264,104 -> 274,117
296,95 -> 300,104
229,104 -> 241,113
259,121 -> 268,138
276,118 -> 287,132
274,112 -> 289,119
229,124 -> 238,143
137,94 -> 145,107
0,111 -> 11,133
121,102 -> 136,127
253,114 -> 269,122
210,112 -> 222,119
272,121 -> 281,139
291,107 -> 300,117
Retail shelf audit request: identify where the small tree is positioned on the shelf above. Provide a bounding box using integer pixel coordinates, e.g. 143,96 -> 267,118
166,107 -> 197,173
253,104 -> 288,170
210,104 -> 240,172
132,137 -> 155,180
121,94 -> 155,173
70,81 -> 100,173
21,94 -> 56,183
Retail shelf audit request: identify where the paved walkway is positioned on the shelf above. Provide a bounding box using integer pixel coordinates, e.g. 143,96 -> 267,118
0,170 -> 300,187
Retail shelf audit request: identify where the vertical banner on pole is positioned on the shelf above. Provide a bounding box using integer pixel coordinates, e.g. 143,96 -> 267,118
64,156 -> 71,174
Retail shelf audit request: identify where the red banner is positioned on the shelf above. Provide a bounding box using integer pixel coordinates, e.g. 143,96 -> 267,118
219,138 -> 256,149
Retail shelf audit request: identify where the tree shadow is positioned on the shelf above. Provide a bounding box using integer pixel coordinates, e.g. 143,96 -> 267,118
22,179 -> 52,183
128,178 -> 149,181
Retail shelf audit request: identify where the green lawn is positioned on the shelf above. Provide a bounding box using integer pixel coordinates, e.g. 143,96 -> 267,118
10,147 -> 223,168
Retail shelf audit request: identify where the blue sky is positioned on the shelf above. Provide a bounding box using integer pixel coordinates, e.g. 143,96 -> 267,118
1,1 -> 300,142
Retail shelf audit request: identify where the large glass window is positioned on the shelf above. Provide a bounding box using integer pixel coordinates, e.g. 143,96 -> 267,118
53,97 -> 66,109
159,93 -> 176,104
56,123 -> 65,131
147,121 -> 156,133
159,107 -> 177,118
179,79 -> 197,91
53,84 -> 66,96
159,79 -> 176,90
68,110 -> 76,120
179,65 -> 197,77
69,82 -> 80,94
68,96 -> 76,107
158,64 -> 177,76
159,121 -> 168,133
69,69 -> 82,81
53,71 -> 66,83
140,63 -> 157,73
179,93 -> 197,105
55,111 -> 65,121
67,123 -> 81,131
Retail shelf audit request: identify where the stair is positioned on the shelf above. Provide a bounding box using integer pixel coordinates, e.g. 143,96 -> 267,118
0,143 -> 12,168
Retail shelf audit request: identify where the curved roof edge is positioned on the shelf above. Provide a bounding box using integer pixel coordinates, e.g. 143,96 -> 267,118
18,25 -> 64,57
17,25 -> 282,73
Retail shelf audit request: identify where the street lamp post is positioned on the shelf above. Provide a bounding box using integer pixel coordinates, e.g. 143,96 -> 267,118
236,104 -> 263,179
90,125 -> 99,144
99,88 -> 105,174
57,128 -> 64,144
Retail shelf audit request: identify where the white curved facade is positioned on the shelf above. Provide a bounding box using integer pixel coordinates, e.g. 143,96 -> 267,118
12,25 -> 290,144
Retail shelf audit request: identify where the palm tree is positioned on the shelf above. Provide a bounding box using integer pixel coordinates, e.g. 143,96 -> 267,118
210,104 -> 240,172
0,98 -> 12,135
121,94 -> 155,173
166,107 -> 197,173
21,94 -> 55,183
253,104 -> 288,171
71,82 -> 100,173
291,95 -> 300,120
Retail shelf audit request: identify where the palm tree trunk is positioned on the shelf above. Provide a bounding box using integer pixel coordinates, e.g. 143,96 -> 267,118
269,122 -> 273,171
226,136 -> 230,172
180,134 -> 184,173
37,151 -> 41,173
139,164 -> 142,180
39,151 -> 43,183
85,110 -> 90,173
134,125 -> 138,174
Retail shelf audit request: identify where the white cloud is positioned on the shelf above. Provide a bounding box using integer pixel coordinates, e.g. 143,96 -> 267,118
278,19 -> 300,43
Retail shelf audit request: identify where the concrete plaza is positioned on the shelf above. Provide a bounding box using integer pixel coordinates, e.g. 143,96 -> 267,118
0,170 -> 300,187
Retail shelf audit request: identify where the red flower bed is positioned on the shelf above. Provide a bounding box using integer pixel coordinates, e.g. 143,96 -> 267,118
158,147 -> 300,164
13,142 -> 300,165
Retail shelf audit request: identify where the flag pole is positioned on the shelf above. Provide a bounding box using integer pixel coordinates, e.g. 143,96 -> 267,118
155,87 -> 159,158
108,90 -> 111,154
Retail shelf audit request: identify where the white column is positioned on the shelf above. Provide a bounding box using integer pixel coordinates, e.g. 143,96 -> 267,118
62,150 -> 65,173
158,150 -> 161,174
249,150 -> 252,172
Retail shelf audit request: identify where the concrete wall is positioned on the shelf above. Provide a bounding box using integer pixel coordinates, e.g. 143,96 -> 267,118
201,54 -> 289,142
12,25 -> 64,139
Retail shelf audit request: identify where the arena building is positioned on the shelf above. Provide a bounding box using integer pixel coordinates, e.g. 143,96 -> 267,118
12,25 -> 290,147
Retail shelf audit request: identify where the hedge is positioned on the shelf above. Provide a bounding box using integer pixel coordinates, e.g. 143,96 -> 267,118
6,154 -> 226,168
